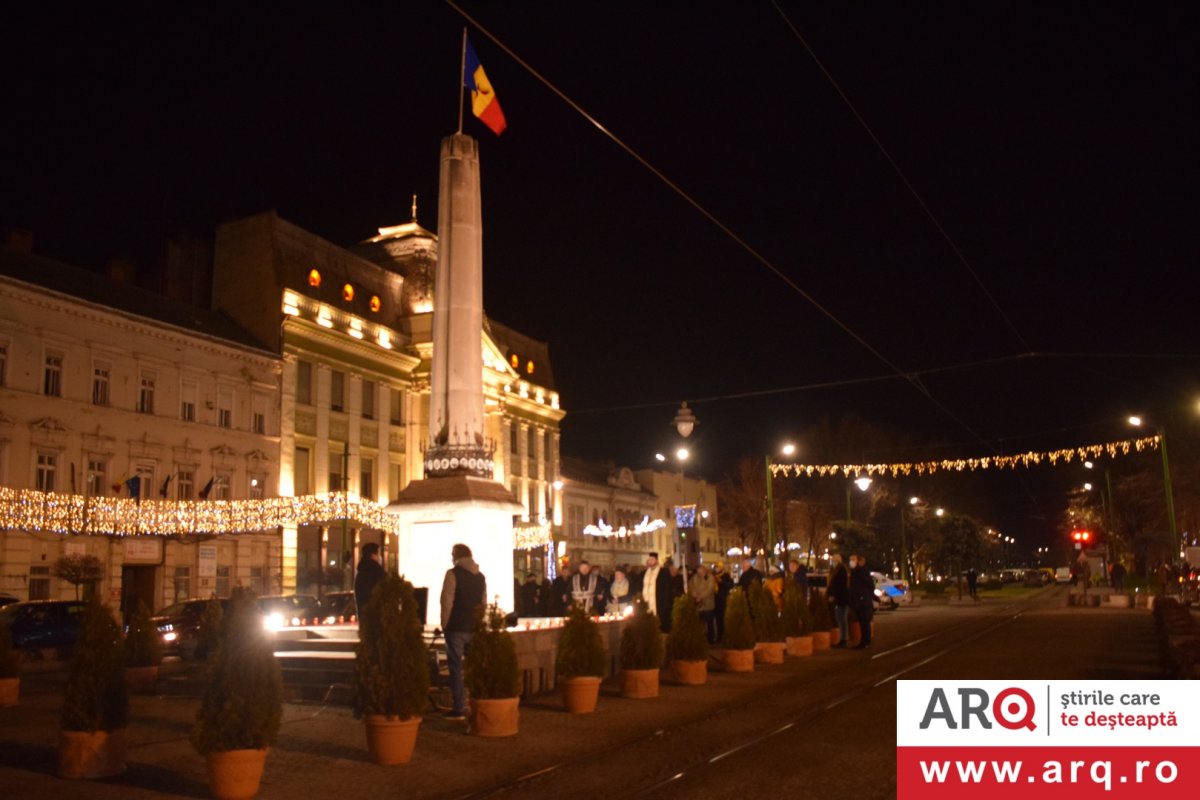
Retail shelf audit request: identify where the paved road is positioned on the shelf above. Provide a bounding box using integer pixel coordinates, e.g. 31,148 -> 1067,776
0,585 -> 1163,800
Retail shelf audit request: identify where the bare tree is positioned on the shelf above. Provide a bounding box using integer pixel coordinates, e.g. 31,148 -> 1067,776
717,457 -> 767,556
51,553 -> 105,600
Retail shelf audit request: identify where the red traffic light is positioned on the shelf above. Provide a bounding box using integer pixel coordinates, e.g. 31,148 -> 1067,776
1071,529 -> 1092,542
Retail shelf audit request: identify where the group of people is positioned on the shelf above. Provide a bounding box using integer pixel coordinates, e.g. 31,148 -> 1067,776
825,553 -> 876,649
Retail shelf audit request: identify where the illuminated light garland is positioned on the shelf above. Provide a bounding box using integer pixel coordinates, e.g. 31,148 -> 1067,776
768,435 -> 1160,479
513,521 -> 553,550
583,516 -> 666,538
0,489 -> 402,537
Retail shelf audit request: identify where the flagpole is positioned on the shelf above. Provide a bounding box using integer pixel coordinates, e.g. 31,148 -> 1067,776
458,27 -> 467,134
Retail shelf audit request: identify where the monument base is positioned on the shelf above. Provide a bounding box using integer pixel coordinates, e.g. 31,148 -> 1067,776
387,477 -> 522,627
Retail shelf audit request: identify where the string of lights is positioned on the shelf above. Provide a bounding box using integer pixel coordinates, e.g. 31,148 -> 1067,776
769,434 -> 1159,479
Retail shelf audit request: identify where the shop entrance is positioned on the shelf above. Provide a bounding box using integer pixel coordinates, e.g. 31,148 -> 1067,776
121,565 -> 158,622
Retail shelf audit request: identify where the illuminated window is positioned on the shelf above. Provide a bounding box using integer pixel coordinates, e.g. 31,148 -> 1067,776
369,295 -> 381,312
342,283 -> 354,302
526,360 -> 534,374
308,269 -> 321,287
510,353 -> 519,368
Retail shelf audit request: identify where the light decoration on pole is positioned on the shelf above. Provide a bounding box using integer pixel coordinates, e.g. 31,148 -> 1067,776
770,435 -> 1158,478
582,516 -> 666,538
673,504 -> 697,529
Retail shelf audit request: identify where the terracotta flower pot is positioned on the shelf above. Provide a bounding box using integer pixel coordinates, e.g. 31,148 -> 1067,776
785,636 -> 813,657
124,665 -> 159,693
849,621 -> 862,643
720,648 -> 755,673
206,747 -> 269,800
1107,593 -> 1132,608
670,659 -> 707,686
364,715 -> 421,765
754,642 -> 786,664
0,677 -> 18,707
561,675 -> 602,713
470,697 -> 520,737
620,668 -> 660,699
811,631 -> 831,651
58,728 -> 127,779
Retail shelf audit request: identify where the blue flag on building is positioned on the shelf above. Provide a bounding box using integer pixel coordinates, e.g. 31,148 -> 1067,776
124,475 -> 141,503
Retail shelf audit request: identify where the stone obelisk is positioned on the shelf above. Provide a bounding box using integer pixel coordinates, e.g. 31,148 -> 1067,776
390,133 -> 520,627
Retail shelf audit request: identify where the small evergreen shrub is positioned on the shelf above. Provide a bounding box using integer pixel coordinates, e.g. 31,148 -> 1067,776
807,589 -> 833,632
619,600 -> 663,670
61,601 -> 127,732
354,575 -> 429,719
722,588 -> 756,650
749,581 -> 784,642
191,588 -> 283,754
124,601 -> 163,668
464,605 -> 520,699
196,597 -> 224,660
555,603 -> 606,679
0,622 -> 19,679
665,594 -> 708,662
780,581 -> 812,637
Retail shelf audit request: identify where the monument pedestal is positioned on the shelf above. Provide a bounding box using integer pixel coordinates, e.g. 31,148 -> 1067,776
387,477 -> 522,627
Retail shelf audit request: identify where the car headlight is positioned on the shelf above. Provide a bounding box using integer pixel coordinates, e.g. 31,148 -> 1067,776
263,612 -> 285,632
161,631 -> 178,643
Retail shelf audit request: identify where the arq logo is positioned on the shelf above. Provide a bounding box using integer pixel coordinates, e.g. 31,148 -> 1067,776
918,686 -> 1037,731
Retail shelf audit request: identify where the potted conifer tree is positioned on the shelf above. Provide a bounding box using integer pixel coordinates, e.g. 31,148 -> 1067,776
191,588 -> 282,800
124,600 -> 163,693
719,587 -> 756,672
353,574 -> 428,764
1,620 -> 21,707
808,589 -> 834,651
58,600 -> 128,779
618,600 -> 663,698
750,581 -> 786,664
781,580 -> 814,657
665,594 -> 708,685
555,603 -> 607,713
464,604 -> 521,736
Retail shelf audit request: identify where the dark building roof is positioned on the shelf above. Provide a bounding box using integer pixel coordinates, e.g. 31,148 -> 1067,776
0,244 -> 272,354
486,317 -> 556,390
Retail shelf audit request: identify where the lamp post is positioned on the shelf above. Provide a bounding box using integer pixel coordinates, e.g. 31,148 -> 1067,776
899,496 -> 918,586
765,442 -> 795,573
846,476 -> 872,522
1129,416 -> 1178,562
667,402 -> 697,591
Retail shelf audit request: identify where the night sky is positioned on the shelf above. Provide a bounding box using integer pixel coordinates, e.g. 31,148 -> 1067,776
4,3 -> 1197,546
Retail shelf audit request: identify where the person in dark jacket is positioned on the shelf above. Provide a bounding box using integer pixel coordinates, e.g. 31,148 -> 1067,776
439,543 -> 487,720
713,562 -> 734,642
737,557 -> 763,590
546,566 -> 571,616
827,554 -> 851,647
848,553 -> 875,649
518,573 -> 542,617
353,542 -> 387,620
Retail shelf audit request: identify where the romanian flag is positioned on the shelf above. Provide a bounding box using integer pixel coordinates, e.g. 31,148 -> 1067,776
464,36 -> 506,135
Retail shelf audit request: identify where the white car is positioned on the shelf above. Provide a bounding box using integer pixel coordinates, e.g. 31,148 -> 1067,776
871,571 -> 910,608
1054,567 -> 1072,584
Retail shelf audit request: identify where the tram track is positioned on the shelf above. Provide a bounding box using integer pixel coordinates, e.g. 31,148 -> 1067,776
453,587 -> 1058,800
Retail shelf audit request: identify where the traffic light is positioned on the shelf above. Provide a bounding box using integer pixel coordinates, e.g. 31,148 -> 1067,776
1071,530 -> 1092,543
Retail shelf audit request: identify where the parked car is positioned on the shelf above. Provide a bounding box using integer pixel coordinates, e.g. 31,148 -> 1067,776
317,591 -> 356,624
257,594 -> 320,630
153,597 -> 230,657
1054,567 -> 1072,584
0,599 -> 88,653
0,594 -> 19,608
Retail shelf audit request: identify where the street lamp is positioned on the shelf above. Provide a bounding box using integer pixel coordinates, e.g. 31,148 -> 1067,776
669,402 -> 697,589
846,476 -> 872,522
765,441 -> 796,574
1129,415 -> 1178,561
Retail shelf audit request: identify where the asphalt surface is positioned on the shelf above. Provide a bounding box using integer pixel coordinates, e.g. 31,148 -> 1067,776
0,585 -> 1166,800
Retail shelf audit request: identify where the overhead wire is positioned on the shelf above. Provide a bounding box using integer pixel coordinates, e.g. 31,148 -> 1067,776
770,0 -> 1032,354
444,0 -> 997,450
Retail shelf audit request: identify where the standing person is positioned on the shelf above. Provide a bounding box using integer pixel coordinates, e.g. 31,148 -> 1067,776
353,542 -> 386,621
737,557 -> 763,590
690,564 -> 717,643
966,568 -> 978,599
439,543 -> 486,720
607,568 -> 631,614
788,558 -> 809,602
518,572 -> 542,617
1077,552 -> 1092,602
547,565 -> 571,617
1110,559 -> 1126,592
713,562 -> 733,643
828,554 -> 851,648
641,552 -> 674,632
848,554 -> 875,650
765,566 -> 785,612
666,558 -> 685,599
569,560 -> 602,613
